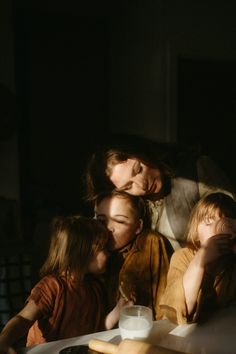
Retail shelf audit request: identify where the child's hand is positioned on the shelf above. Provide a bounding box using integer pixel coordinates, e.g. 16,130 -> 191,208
214,217 -> 236,254
201,233 -> 233,268
214,217 -> 236,236
117,296 -> 134,310
105,296 -> 134,330
119,281 -> 136,303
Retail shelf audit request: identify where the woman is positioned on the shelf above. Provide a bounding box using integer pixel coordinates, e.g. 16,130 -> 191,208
160,192 -> 236,324
85,134 -> 234,250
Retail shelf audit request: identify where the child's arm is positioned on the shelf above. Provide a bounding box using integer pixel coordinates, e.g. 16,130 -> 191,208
183,234 -> 232,315
182,248 -> 206,316
105,297 -> 133,330
0,300 -> 42,354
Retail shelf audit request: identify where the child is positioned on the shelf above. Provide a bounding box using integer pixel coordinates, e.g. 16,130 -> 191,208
160,192 -> 236,324
0,215 -> 132,353
94,190 -> 173,321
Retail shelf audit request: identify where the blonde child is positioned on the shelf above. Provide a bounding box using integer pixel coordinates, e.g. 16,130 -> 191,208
160,192 -> 236,324
0,216 -> 131,353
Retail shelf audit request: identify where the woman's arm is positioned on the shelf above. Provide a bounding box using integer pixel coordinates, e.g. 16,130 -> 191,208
0,300 -> 41,354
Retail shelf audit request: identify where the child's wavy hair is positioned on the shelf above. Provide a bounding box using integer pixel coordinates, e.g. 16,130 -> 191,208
40,215 -> 109,281
186,192 -> 236,250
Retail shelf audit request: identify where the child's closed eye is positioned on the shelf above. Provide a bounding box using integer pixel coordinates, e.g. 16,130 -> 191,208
204,217 -> 216,226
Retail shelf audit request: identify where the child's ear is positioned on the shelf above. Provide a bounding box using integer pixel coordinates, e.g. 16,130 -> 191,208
135,219 -> 143,235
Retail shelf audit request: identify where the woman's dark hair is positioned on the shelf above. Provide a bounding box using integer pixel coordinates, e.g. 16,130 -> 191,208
83,134 -> 176,202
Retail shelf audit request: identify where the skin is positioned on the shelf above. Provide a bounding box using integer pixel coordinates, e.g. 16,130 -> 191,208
183,213 -> 236,315
94,195 -> 143,250
107,158 -> 163,197
87,249 -> 109,274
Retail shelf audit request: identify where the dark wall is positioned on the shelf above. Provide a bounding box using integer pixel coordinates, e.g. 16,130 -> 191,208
11,0 -> 236,239
177,58 -> 236,188
14,4 -> 110,235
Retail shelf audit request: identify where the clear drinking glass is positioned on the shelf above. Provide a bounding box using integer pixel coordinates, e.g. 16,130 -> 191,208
118,305 -> 153,340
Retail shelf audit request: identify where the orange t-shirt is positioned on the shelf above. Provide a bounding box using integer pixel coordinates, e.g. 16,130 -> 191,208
27,275 -> 105,346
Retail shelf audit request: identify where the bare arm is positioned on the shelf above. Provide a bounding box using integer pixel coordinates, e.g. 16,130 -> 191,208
183,234 -> 233,315
105,297 -> 133,330
183,248 -> 206,315
0,300 -> 42,354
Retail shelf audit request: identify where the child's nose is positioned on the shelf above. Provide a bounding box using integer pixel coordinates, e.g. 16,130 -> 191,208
107,221 -> 115,233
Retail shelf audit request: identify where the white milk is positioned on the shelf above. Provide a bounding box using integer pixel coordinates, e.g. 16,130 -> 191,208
119,317 -> 153,340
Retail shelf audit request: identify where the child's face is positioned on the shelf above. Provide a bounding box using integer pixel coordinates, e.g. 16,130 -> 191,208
88,249 -> 109,274
198,212 -> 222,245
95,196 -> 143,250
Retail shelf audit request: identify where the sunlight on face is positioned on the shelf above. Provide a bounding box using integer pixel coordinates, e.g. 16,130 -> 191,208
95,195 -> 143,250
107,158 -> 162,196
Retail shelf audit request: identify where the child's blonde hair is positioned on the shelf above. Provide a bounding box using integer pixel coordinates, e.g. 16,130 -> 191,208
40,215 -> 109,281
186,192 -> 236,249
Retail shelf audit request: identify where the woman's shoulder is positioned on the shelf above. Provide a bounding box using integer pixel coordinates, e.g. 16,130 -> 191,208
196,155 -> 233,192
175,151 -> 230,186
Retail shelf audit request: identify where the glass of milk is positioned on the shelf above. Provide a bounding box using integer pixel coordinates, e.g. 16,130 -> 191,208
119,305 -> 153,340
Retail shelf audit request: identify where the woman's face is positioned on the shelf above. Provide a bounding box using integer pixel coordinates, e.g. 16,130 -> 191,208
95,195 -> 143,250
107,158 -> 163,196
